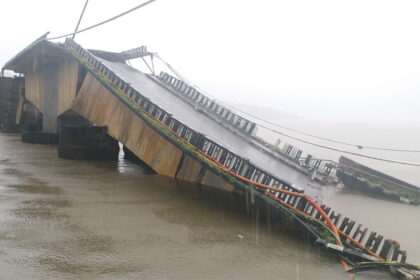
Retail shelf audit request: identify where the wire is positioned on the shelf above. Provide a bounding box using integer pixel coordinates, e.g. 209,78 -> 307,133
240,117 -> 420,153
72,0 -> 90,40
154,55 -> 420,166
205,105 -> 420,153
154,55 -> 419,153
48,0 -> 156,40
261,126 -> 420,166
201,84 -> 419,153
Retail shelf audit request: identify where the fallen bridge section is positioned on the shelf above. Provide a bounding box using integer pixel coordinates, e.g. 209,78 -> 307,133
63,39 -> 416,276
338,156 -> 420,205
85,45 -> 324,199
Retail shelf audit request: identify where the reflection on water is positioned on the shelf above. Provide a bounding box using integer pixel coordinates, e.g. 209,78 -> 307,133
0,133 -> 413,280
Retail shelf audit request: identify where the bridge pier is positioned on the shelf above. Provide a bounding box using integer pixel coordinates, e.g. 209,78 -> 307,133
0,76 -> 22,132
58,119 -> 119,160
21,61 -> 61,145
20,103 -> 58,145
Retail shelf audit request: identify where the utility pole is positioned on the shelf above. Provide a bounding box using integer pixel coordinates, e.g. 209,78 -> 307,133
72,0 -> 89,40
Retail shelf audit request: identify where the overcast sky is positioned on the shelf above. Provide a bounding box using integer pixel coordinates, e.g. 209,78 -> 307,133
1,0 -> 419,122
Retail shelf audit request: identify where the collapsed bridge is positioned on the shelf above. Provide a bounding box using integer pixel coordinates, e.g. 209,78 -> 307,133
1,35 -> 419,279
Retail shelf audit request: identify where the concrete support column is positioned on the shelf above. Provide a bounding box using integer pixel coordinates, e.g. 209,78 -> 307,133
0,77 -> 23,132
58,125 -> 119,160
20,102 -> 58,144
42,64 -> 58,134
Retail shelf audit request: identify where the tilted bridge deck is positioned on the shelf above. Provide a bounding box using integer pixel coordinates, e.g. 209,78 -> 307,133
62,38 -> 412,271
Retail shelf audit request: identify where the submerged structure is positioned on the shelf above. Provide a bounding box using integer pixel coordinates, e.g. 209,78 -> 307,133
1,35 -> 419,279
338,156 -> 420,205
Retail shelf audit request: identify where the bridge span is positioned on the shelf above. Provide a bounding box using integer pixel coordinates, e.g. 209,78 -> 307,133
91,49 -> 323,198
2,36 -> 419,279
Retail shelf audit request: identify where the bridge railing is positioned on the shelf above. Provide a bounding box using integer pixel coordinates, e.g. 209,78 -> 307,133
157,72 -> 257,135
62,38 -> 407,263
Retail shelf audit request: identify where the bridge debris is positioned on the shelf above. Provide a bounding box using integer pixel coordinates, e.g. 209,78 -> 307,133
338,156 -> 420,205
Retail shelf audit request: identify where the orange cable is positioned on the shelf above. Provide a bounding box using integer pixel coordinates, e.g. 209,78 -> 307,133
197,150 -> 384,262
340,259 -> 356,280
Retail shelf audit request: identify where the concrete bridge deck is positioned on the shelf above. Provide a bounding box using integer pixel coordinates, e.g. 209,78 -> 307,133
96,56 -> 323,199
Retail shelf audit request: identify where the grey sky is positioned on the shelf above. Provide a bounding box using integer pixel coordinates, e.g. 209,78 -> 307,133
1,0 -> 419,122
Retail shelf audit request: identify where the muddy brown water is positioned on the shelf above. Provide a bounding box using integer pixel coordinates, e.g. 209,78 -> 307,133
0,133 -> 418,280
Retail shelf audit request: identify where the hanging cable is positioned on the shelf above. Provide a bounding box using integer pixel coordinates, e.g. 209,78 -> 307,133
205,103 -> 420,153
48,0 -> 156,40
258,125 -> 420,166
232,113 -> 420,153
72,0 -> 90,40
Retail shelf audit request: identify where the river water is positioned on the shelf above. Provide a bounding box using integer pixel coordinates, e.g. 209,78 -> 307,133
0,125 -> 418,279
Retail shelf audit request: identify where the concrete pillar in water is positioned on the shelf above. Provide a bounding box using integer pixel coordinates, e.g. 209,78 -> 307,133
20,102 -> 58,144
58,125 -> 119,160
20,63 -> 60,144
0,77 -> 23,132
42,64 -> 58,134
